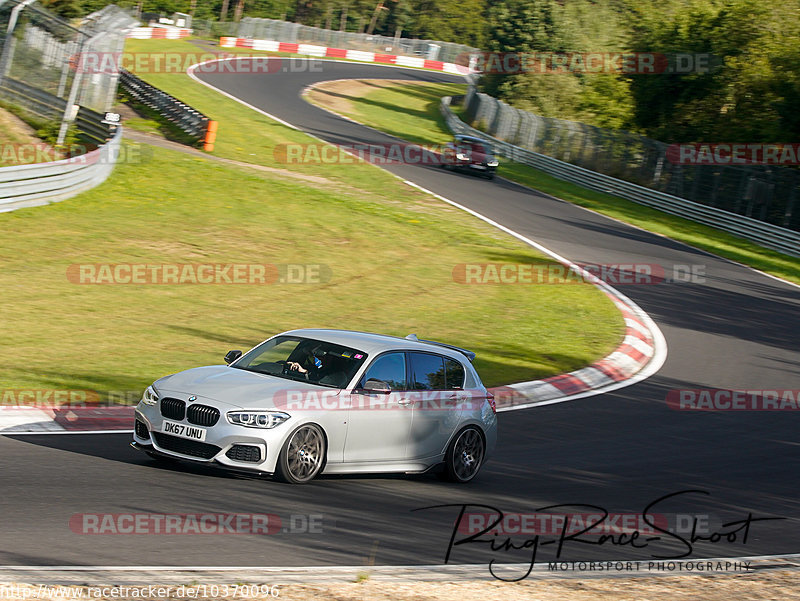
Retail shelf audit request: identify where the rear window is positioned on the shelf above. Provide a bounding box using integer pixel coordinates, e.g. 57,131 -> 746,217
445,358 -> 465,389
410,353 -> 446,390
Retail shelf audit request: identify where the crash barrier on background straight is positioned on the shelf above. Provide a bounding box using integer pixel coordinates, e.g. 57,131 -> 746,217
118,68 -> 217,150
218,37 -> 474,75
459,88 -> 800,235
441,96 -> 800,258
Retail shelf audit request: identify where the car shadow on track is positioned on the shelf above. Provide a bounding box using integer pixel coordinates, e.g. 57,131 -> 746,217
2,432 -> 447,486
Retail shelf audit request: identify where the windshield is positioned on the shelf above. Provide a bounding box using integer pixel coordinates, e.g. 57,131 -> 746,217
233,335 -> 368,388
464,142 -> 492,155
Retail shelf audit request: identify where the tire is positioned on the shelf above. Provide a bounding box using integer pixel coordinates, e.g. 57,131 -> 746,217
275,423 -> 327,484
441,426 -> 485,483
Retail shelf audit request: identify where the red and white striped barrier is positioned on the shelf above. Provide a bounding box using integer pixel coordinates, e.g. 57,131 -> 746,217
128,27 -> 192,40
219,37 -> 474,75
490,291 -> 659,410
0,405 -> 134,433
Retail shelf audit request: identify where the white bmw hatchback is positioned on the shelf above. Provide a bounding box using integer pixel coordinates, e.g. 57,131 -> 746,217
132,329 -> 498,484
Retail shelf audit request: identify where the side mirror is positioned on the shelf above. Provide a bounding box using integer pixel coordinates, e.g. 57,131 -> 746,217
224,350 -> 243,364
362,379 -> 391,394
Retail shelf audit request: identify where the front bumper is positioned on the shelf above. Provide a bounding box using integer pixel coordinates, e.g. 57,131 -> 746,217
130,440 -> 274,476
133,398 -> 291,474
453,161 -> 497,174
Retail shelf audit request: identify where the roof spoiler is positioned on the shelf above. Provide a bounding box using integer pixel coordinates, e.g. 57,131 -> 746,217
405,334 -> 476,362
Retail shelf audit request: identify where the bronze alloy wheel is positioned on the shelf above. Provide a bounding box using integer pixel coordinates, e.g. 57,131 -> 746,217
276,424 -> 326,484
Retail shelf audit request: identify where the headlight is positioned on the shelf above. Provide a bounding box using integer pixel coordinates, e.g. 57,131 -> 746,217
487,160 -> 499,167
456,152 -> 469,160
141,385 -> 159,406
227,411 -> 291,429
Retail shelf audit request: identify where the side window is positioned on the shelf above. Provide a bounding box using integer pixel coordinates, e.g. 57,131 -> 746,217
410,353 -> 446,390
445,358 -> 465,390
361,352 -> 407,391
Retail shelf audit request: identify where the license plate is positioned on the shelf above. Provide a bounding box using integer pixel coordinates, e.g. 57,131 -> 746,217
161,419 -> 207,441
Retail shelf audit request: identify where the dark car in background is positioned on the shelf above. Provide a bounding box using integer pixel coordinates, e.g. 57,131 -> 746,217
442,134 -> 499,179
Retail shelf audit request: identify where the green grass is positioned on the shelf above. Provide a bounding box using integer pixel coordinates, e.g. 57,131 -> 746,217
312,79 -> 800,285
308,80 -> 467,147
0,40 -> 624,397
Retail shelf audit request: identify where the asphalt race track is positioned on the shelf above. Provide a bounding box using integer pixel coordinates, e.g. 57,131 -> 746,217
2,58 -> 799,572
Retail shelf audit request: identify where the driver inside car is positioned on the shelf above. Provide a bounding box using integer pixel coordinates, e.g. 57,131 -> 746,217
286,345 -> 325,378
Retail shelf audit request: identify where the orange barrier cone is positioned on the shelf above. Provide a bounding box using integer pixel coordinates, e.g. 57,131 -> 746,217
203,120 -> 218,152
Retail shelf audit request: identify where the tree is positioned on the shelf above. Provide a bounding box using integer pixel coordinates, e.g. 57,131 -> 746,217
407,0 -> 487,47
41,0 -> 83,18
625,0 -> 800,143
480,0 -> 635,130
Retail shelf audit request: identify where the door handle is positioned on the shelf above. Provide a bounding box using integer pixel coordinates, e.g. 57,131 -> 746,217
397,398 -> 414,406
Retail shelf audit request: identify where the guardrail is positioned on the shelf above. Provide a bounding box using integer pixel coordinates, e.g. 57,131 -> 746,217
441,96 -> 800,258
118,68 -> 217,150
0,126 -> 122,213
0,75 -> 123,212
461,88 -> 800,232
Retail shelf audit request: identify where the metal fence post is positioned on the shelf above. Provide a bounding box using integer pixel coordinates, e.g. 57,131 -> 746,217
0,0 -> 36,86
57,33 -> 89,146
